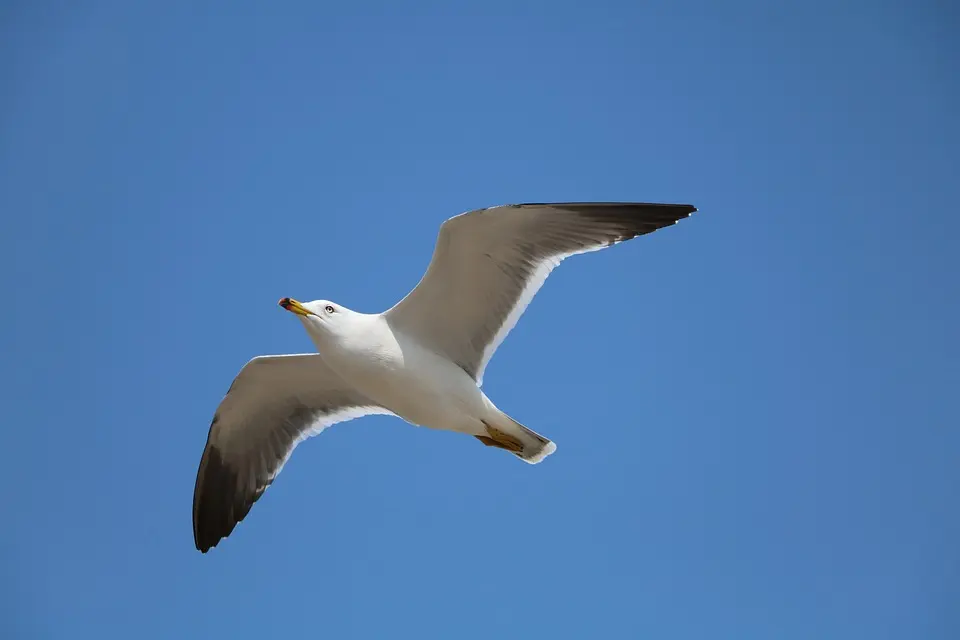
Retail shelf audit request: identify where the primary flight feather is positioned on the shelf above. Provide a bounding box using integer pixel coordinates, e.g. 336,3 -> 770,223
192,202 -> 696,552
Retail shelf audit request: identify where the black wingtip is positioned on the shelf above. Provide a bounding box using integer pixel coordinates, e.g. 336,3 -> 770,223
530,202 -> 698,236
655,202 -> 696,215
192,443 -> 254,554
519,201 -> 697,219
666,204 -> 696,219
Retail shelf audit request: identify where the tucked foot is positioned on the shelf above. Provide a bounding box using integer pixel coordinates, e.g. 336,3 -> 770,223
475,422 -> 525,453
475,435 -> 500,448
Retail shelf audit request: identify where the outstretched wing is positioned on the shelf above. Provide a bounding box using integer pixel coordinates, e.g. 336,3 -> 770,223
192,354 -> 392,552
386,202 -> 695,385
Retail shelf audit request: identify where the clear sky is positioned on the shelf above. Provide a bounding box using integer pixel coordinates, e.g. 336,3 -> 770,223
2,1 -> 957,638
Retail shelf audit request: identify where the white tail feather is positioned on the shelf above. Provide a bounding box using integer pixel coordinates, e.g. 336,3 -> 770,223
496,411 -> 557,464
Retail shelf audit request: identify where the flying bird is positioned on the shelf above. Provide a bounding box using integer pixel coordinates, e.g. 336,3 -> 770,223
192,202 -> 696,552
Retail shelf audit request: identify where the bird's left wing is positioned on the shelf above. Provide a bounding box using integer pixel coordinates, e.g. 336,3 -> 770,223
385,202 -> 696,385
192,354 -> 392,553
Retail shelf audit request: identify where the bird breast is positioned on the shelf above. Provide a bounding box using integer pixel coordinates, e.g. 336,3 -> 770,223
320,322 -> 485,430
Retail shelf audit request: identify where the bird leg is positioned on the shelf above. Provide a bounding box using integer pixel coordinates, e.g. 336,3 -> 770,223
475,422 -> 525,453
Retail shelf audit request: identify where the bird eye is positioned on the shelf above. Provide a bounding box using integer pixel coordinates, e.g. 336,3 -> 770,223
325,305 -> 335,314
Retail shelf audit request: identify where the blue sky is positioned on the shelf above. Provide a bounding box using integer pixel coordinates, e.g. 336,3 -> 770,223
2,1 -> 957,638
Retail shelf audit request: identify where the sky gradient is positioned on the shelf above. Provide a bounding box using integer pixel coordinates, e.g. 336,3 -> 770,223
2,1 -> 958,638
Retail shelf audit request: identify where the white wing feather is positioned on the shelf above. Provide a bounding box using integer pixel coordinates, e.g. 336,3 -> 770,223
192,354 -> 392,552
386,202 -> 695,385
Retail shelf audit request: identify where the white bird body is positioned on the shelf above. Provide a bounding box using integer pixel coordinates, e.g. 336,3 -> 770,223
191,201 -> 697,552
301,309 -> 493,437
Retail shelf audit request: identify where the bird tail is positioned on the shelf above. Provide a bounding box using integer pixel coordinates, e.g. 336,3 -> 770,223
480,411 -> 557,464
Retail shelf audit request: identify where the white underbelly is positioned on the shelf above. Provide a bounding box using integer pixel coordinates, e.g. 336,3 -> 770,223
325,338 -> 488,435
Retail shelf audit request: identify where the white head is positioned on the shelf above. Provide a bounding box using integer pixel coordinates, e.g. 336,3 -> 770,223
278,297 -> 357,343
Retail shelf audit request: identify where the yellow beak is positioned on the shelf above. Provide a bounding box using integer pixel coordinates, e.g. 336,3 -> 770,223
278,297 -> 314,317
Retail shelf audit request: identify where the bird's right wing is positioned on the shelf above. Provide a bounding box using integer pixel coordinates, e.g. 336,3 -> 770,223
192,354 -> 392,553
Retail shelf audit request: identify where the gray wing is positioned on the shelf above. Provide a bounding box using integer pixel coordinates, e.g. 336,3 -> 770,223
192,354 -> 392,553
385,202 -> 696,385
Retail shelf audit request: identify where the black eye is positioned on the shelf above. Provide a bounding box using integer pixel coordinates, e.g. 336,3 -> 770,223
325,305 -> 335,313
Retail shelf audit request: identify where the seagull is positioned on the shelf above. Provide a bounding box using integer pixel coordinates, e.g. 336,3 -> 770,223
192,202 -> 696,552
